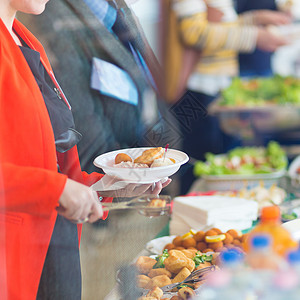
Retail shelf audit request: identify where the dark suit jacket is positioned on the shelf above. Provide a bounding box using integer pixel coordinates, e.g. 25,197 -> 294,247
19,0 -> 180,172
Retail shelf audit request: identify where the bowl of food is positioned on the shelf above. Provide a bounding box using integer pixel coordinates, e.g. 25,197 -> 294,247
93,147 -> 189,183
193,141 -> 287,191
209,76 -> 300,139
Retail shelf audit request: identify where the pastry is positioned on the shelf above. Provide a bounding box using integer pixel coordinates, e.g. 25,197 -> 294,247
134,147 -> 165,166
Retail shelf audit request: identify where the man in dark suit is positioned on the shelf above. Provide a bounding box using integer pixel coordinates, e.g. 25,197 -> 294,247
19,0 -> 180,174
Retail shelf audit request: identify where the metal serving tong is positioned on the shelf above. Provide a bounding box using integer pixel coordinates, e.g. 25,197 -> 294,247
101,195 -> 172,217
160,266 -> 216,292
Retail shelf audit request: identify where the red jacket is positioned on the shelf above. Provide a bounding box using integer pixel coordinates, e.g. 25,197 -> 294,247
0,19 -> 109,299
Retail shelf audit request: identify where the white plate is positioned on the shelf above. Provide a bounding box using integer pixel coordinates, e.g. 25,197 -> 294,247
93,147 -> 189,182
145,235 -> 176,255
282,219 -> 300,241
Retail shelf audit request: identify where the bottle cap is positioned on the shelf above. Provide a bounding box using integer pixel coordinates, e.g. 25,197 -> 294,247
220,249 -> 243,265
251,234 -> 271,249
287,250 -> 300,264
260,206 -> 280,221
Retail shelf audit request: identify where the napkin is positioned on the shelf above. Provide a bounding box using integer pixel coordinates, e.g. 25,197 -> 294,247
170,195 -> 258,234
91,175 -> 169,191
169,212 -> 254,235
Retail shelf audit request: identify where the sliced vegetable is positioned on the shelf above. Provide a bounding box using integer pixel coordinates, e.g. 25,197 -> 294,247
193,252 -> 213,268
153,249 -> 169,269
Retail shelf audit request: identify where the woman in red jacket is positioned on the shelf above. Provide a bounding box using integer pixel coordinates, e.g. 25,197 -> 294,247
0,0 -> 169,299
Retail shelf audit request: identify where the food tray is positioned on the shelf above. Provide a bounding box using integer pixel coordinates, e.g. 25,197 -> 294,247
209,98 -> 300,137
201,170 -> 286,191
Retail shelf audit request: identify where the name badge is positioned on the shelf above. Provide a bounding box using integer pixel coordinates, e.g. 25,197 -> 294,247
91,57 -> 138,106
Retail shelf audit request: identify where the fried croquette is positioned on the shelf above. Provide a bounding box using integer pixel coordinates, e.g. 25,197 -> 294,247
196,242 -> 207,251
148,268 -> 172,278
182,237 -> 196,249
203,248 -> 214,253
227,229 -> 241,239
172,267 -> 191,284
194,231 -> 205,242
164,243 -> 175,251
180,249 -> 198,259
146,275 -> 172,289
210,228 -> 222,234
136,256 -> 157,274
177,286 -> 196,299
146,286 -> 164,299
136,275 -> 151,288
204,230 -> 218,237
164,250 -> 195,273
223,233 -> 234,245
147,199 -> 166,208
173,236 -> 183,247
114,153 -> 132,164
134,147 -> 164,166
208,241 -> 223,251
174,246 -> 185,251
196,261 -> 212,270
232,239 -> 242,247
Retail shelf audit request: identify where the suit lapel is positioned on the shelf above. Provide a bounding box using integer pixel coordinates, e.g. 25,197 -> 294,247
64,0 -> 148,98
114,0 -> 164,96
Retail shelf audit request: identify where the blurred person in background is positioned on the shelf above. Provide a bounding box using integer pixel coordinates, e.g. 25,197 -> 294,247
236,0 -> 293,77
19,0 -> 180,176
0,0 -> 170,298
162,0 -> 291,194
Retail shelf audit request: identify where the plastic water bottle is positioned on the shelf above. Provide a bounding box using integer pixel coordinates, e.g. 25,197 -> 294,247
198,250 -> 249,300
287,250 -> 300,275
196,268 -> 235,300
261,269 -> 299,300
219,250 -> 256,300
244,234 -> 287,299
244,206 -> 298,257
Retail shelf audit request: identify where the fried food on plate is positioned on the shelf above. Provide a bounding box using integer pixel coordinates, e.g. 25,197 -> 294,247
134,147 -> 165,166
177,286 -> 196,299
146,275 -> 172,289
164,250 -> 195,273
137,275 -> 151,289
148,268 -> 172,278
136,256 -> 157,274
114,153 -> 132,164
172,267 -> 191,284
146,286 -> 164,299
147,199 -> 166,208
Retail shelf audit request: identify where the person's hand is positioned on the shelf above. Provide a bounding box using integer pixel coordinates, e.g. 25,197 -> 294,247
256,27 -> 289,52
99,178 -> 172,198
253,10 -> 292,26
207,6 -> 224,23
57,178 -> 103,223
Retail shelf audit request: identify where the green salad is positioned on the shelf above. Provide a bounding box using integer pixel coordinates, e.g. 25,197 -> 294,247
194,141 -> 287,177
220,75 -> 300,107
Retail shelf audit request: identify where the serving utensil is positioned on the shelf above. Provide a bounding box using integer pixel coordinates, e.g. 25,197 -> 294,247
160,266 -> 216,292
101,194 -> 172,217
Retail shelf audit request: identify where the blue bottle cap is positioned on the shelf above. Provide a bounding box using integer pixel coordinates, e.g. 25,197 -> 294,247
220,249 -> 243,264
251,234 -> 271,249
287,250 -> 300,263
